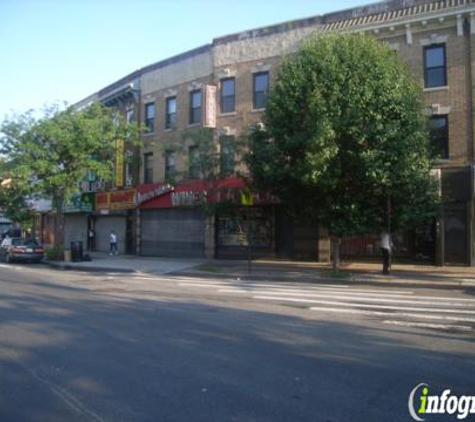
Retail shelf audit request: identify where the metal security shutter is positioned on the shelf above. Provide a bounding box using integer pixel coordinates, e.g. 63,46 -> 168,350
95,216 -> 127,254
64,214 -> 88,248
141,209 -> 205,257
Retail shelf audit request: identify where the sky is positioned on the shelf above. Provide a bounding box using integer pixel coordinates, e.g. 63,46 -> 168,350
0,0 -> 374,119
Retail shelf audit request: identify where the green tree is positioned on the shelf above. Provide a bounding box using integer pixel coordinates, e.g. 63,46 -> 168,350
247,34 -> 439,271
0,102 -> 140,245
175,127 -> 246,218
0,157 -> 32,225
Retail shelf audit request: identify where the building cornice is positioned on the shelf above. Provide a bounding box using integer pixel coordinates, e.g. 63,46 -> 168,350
320,0 -> 475,33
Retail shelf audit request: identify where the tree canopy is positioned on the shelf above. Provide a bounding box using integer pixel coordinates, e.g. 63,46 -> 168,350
248,33 -> 439,239
0,102 -> 140,243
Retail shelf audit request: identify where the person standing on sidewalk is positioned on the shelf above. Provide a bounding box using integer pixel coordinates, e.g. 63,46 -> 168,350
109,230 -> 118,256
380,231 -> 392,275
88,228 -> 95,252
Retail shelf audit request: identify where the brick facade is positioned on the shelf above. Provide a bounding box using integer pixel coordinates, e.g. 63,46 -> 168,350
77,0 -> 475,264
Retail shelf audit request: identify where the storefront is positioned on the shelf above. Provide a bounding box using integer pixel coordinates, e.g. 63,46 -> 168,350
94,189 -> 136,254
63,193 -> 95,250
138,183 -> 206,258
137,177 -> 321,260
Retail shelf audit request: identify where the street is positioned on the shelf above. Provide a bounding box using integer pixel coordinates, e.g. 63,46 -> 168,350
1,263 -> 474,421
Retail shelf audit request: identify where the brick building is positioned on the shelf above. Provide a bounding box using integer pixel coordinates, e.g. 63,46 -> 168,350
72,0 -> 475,265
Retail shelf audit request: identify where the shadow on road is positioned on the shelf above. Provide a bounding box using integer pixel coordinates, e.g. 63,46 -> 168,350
1,278 -> 474,422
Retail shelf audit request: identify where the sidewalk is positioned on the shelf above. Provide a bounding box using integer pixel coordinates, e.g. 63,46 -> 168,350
47,252 -> 475,288
177,259 -> 475,288
48,252 -> 205,275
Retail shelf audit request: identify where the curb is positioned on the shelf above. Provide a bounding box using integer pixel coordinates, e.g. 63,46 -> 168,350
45,261 -> 475,289
47,261 -> 136,274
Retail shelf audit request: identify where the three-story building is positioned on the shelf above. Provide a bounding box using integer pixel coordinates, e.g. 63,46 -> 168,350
72,0 -> 475,265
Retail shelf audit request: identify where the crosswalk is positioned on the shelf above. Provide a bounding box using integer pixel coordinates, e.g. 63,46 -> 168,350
168,276 -> 475,333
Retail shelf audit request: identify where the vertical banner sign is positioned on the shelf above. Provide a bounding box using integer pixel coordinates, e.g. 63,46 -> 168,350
204,85 -> 217,128
115,138 -> 125,188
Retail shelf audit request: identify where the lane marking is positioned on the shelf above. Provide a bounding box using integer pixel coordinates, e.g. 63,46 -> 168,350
178,282 -> 229,288
281,287 -> 475,302
382,320 -> 472,331
254,296 -> 475,315
245,283 -> 351,289
307,306 -> 475,323
218,289 -> 475,308
178,281 -> 416,297
167,277 -> 416,294
131,277 -> 160,281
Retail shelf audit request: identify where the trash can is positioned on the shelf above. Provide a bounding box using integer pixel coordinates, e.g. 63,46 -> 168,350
70,241 -> 83,262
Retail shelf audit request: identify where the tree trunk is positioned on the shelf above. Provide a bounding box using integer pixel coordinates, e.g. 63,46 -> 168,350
54,196 -> 64,248
331,236 -> 341,273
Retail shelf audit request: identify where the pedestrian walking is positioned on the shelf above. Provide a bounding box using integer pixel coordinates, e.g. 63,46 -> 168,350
110,231 -> 118,256
88,228 -> 95,252
380,231 -> 393,275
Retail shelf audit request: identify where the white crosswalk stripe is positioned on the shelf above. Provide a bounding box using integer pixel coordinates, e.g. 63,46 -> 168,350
172,276 -> 475,333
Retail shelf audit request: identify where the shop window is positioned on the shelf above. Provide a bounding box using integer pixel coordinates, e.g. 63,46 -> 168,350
217,209 -> 273,247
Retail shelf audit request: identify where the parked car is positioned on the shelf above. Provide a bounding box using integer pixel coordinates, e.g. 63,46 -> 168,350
0,238 -> 44,263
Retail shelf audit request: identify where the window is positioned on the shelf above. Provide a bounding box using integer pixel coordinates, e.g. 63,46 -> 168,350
220,78 -> 235,113
429,115 -> 449,159
253,72 -> 269,109
220,135 -> 234,176
166,97 -> 177,129
144,153 -> 153,183
424,45 -> 447,88
144,103 -> 155,132
189,146 -> 200,179
165,150 -> 176,181
189,90 -> 201,125
126,107 -> 134,124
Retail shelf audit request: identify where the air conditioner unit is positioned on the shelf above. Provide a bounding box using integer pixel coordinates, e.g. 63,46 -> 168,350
431,103 -> 441,115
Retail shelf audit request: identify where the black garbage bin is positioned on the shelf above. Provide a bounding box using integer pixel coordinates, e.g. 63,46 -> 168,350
71,241 -> 84,262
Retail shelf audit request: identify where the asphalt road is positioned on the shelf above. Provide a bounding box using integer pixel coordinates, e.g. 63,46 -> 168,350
1,263 -> 474,422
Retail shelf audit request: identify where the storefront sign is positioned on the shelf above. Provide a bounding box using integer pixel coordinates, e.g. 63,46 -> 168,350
172,190 -> 207,207
115,138 -> 125,188
137,184 -> 174,205
204,85 -> 217,128
64,192 -> 96,213
110,189 -> 136,210
96,189 -> 136,211
138,177 -> 279,209
96,192 -> 109,211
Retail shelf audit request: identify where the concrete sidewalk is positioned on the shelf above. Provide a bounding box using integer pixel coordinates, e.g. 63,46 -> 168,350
48,252 -> 205,275
177,259 -> 475,288
47,252 -> 475,288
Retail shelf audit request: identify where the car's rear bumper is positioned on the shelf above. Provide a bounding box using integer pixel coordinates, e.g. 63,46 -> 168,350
10,253 -> 43,261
